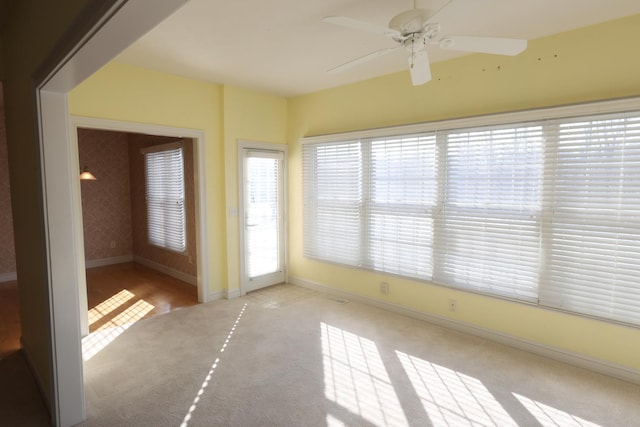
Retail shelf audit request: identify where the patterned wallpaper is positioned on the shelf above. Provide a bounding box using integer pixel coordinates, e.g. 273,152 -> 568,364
78,128 -> 133,261
129,134 -> 197,277
0,107 -> 17,276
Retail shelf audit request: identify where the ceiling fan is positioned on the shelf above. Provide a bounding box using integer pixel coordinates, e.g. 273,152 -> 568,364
324,0 -> 527,86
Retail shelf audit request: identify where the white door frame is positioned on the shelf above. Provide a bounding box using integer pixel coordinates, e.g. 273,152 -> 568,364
37,1 -> 187,425
237,140 -> 288,295
70,116 -> 211,331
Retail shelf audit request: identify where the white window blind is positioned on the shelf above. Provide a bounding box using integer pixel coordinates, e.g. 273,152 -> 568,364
143,142 -> 186,253
365,134 -> 437,279
436,124 -> 544,302
539,113 -> 640,324
303,140 -> 362,265
302,134 -> 437,277
302,100 -> 640,326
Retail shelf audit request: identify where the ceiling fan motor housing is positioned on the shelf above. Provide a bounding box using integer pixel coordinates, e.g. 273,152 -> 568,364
402,22 -> 440,51
389,9 -> 432,35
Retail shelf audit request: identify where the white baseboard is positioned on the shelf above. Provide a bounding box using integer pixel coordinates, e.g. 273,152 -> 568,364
0,272 -> 17,282
133,256 -> 197,286
289,275 -> 640,386
226,288 -> 242,299
85,255 -> 134,269
20,338 -> 52,413
207,290 -> 225,302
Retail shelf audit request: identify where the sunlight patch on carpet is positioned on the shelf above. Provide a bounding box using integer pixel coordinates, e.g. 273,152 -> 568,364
396,351 -> 516,426
82,325 -> 131,361
514,393 -> 602,427
321,322 -> 409,427
180,303 -> 248,427
326,413 -> 348,426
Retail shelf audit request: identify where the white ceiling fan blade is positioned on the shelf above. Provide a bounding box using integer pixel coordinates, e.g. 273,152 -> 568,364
328,46 -> 400,74
323,16 -> 400,38
439,36 -> 527,56
409,49 -> 431,86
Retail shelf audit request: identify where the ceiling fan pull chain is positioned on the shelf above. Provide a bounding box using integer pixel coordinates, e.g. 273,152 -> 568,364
410,36 -> 415,68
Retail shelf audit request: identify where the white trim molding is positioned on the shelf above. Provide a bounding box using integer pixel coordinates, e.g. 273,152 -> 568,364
226,288 -> 242,299
85,255 -> 134,269
301,96 -> 640,145
207,290 -> 226,302
70,115 -> 210,304
0,272 -> 17,283
133,256 -> 196,286
236,140 -> 289,296
288,276 -> 640,386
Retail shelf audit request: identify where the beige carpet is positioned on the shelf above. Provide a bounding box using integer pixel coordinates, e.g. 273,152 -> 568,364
78,284 -> 640,426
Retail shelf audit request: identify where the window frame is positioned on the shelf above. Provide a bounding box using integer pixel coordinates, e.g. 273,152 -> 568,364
141,141 -> 187,253
301,97 -> 640,327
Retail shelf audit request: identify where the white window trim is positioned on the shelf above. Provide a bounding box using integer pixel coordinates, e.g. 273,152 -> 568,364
301,97 -> 640,146
140,141 -> 183,154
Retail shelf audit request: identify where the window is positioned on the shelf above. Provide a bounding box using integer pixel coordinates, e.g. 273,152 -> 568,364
142,142 -> 186,252
367,134 -> 437,279
303,134 -> 437,278
302,100 -> 640,326
540,113 -> 640,325
437,124 -> 543,301
303,140 -> 362,266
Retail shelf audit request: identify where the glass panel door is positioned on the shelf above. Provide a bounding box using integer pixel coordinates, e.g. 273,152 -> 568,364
242,148 -> 285,292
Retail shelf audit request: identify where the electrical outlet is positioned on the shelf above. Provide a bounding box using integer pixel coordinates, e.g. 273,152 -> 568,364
380,282 -> 389,295
449,299 -> 457,312
110,240 -> 116,249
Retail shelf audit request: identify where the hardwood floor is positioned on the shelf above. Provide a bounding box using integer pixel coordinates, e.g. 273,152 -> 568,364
0,279 -> 21,359
0,262 -> 198,356
86,262 -> 198,333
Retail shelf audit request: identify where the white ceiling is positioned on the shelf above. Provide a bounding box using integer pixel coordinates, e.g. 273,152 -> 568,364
116,0 -> 640,97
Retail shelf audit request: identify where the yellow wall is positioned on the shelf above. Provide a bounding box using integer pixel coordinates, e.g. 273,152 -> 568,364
67,14 -> 640,374
287,14 -> 640,372
221,85 -> 288,294
69,63 -> 289,295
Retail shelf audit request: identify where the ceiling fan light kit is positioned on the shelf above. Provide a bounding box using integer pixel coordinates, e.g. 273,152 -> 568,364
324,0 -> 527,86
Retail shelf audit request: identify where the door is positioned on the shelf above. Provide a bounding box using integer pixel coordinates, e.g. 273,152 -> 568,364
240,144 -> 286,293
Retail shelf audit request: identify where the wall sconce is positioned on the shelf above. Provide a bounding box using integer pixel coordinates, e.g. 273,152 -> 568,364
80,166 -> 97,181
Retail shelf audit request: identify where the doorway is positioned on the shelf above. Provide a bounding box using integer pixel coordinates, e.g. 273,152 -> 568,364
71,117 -> 211,337
77,127 -> 201,336
238,141 -> 287,294
36,1 -> 192,425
